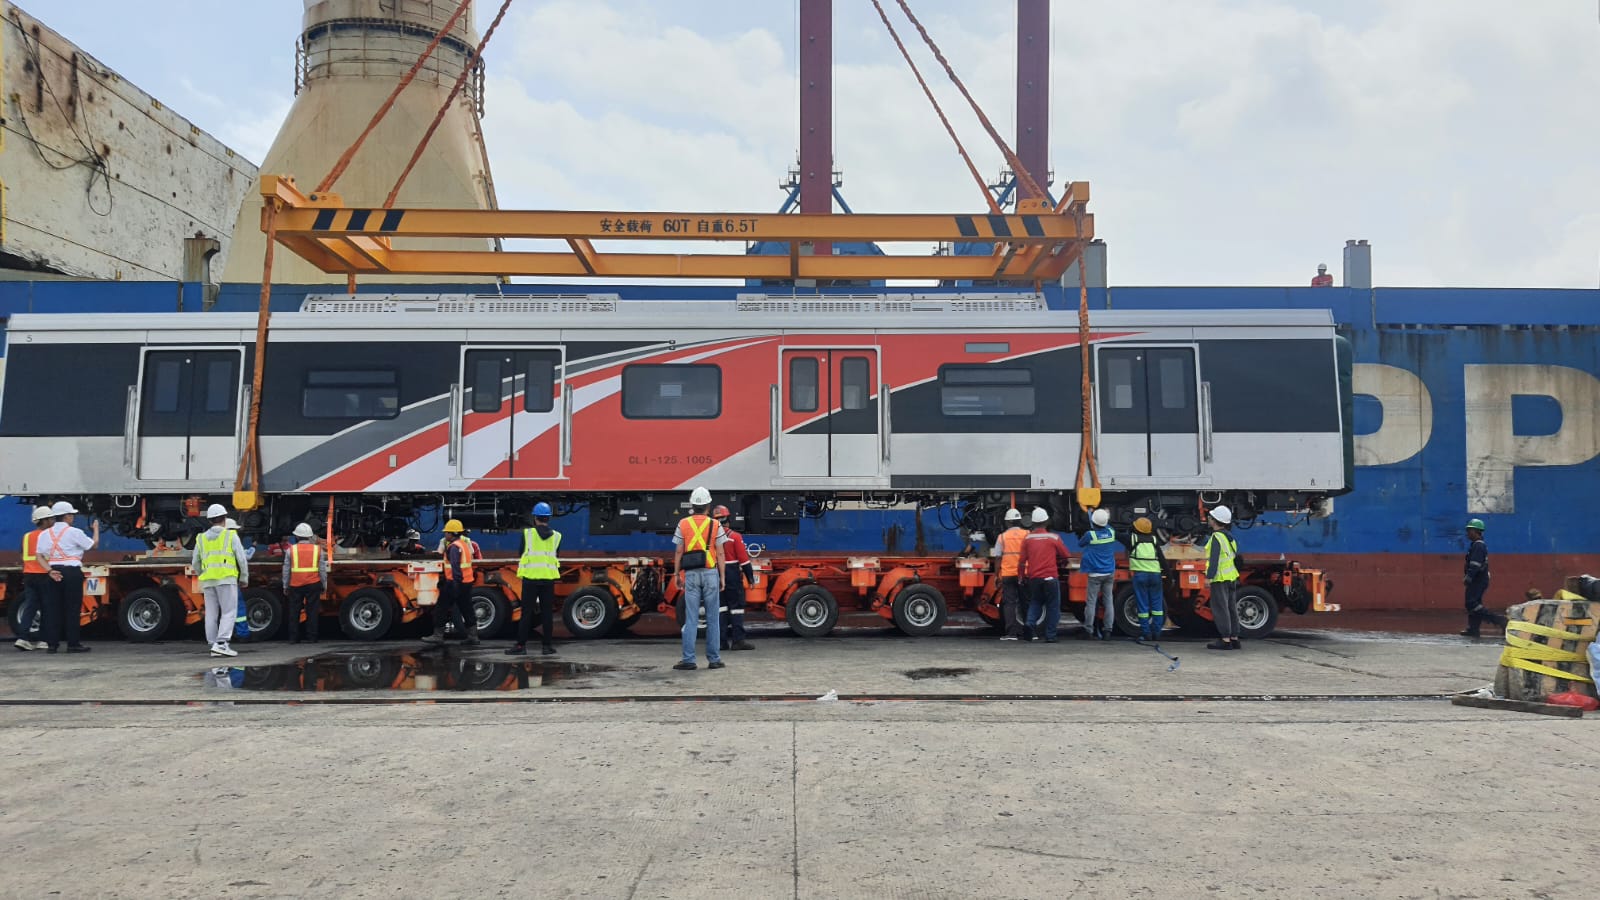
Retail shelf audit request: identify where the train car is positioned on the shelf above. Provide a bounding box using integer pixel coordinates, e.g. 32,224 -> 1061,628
0,292 -> 1352,545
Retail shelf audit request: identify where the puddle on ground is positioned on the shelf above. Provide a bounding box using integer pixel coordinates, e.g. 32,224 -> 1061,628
901,667 -> 977,680
200,652 -> 616,692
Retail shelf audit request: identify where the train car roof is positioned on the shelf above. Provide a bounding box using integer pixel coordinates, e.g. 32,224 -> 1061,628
5,294 -> 1335,335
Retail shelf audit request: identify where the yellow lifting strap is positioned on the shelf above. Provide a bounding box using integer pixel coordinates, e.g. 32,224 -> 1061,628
1497,620 -> 1595,684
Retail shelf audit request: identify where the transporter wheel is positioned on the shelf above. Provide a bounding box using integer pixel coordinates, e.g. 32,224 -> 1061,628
470,587 -> 512,640
562,586 -> 620,639
343,654 -> 402,689
891,584 -> 947,637
786,584 -> 838,638
117,586 -> 181,642
1233,586 -> 1280,640
241,588 -> 285,641
339,588 -> 398,642
1112,584 -> 1142,638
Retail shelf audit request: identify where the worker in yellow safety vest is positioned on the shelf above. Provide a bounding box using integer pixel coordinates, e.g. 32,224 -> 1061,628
13,506 -> 55,650
672,486 -> 729,671
282,523 -> 329,644
992,508 -> 1028,641
1128,517 -> 1166,642
508,502 -> 560,656
424,519 -> 479,646
191,503 -> 248,658
1204,506 -> 1241,651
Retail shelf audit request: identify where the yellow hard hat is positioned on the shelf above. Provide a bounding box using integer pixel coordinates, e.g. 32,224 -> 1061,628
1133,517 -> 1153,534
443,519 -> 465,533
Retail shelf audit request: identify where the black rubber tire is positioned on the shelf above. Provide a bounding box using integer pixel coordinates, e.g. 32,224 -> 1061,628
1112,583 -> 1142,637
452,658 -> 508,691
469,586 -> 512,639
117,586 -> 181,642
343,653 -> 402,689
339,588 -> 398,641
240,587 -> 286,641
562,586 -> 620,639
786,584 -> 838,638
891,584 -> 947,637
1168,597 -> 1211,634
1233,585 -> 1280,640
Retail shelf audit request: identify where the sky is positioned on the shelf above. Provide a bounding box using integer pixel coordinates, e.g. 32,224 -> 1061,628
33,0 -> 1600,287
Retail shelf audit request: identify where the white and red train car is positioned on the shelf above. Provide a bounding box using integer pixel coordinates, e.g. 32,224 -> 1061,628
0,293 -> 1352,544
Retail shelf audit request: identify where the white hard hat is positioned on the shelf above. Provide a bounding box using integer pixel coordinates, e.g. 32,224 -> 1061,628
1317,263 -> 1327,273
293,523 -> 315,539
1091,508 -> 1110,527
225,518 -> 240,530
1210,505 -> 1233,525
206,503 -> 228,520
50,501 -> 77,516
31,506 -> 53,522
1030,507 -> 1050,524
1004,508 -> 1022,522
689,486 -> 712,506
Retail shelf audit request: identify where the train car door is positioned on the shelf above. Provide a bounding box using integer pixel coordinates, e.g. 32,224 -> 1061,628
778,348 -> 881,478
136,349 -> 243,481
459,347 -> 564,480
1094,346 -> 1201,479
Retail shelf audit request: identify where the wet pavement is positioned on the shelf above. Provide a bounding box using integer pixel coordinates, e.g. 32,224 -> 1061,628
200,651 -> 622,692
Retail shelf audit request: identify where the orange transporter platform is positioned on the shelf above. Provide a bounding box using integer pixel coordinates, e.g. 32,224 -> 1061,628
1,548 -> 1336,643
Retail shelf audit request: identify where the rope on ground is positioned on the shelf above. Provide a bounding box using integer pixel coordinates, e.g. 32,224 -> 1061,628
314,0 -> 476,195
384,0 -> 516,208
891,0 -> 1047,202
1499,620 -> 1595,683
866,0 -> 999,215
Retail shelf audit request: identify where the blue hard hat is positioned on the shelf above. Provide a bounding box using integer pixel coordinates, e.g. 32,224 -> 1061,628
533,502 -> 553,518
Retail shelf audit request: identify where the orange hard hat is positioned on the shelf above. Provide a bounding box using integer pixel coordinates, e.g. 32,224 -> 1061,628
711,505 -> 731,519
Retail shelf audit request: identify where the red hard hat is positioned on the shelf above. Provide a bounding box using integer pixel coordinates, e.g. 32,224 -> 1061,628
711,505 -> 731,519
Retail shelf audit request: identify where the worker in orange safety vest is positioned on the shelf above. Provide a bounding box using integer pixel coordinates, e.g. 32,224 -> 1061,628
991,508 -> 1029,641
281,523 -> 329,643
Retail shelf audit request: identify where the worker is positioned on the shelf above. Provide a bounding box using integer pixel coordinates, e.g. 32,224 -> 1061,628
13,506 -> 55,651
34,500 -> 98,654
424,519 -> 479,646
508,502 -> 560,656
1128,517 -> 1166,641
390,528 -> 428,558
992,508 -> 1028,641
1078,508 -> 1122,640
672,486 -> 728,671
1019,507 -> 1072,643
1460,518 -> 1507,638
190,503 -> 248,658
281,523 -> 328,644
712,505 -> 756,652
1204,505 -> 1241,651
1311,263 -> 1333,287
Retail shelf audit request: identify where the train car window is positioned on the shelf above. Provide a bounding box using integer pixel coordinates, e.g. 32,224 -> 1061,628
965,342 -> 1010,354
1157,356 -> 1188,409
1146,348 -> 1198,433
939,366 -> 1035,417
151,359 -> 182,413
470,358 -> 503,413
1106,357 -> 1136,409
524,358 -> 555,413
839,357 -> 870,410
203,359 -> 235,413
789,357 -> 819,412
302,369 -> 400,420
622,364 -> 721,419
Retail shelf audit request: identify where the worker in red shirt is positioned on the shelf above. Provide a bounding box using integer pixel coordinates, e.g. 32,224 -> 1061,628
1310,263 -> 1333,287
712,505 -> 756,651
1018,507 -> 1072,642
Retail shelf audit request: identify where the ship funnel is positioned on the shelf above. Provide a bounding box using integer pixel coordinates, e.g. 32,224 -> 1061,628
223,0 -> 499,284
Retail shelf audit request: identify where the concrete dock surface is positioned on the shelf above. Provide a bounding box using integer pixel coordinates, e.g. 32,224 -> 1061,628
0,626 -> 1592,898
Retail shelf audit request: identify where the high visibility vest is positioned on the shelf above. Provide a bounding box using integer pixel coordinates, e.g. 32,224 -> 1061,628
1088,527 -> 1117,546
1130,534 -> 1161,573
198,531 -> 239,580
517,528 -> 561,580
1206,531 -> 1239,583
444,536 -> 475,583
22,529 -> 49,575
38,524 -> 81,565
677,515 -> 720,568
997,527 -> 1027,578
289,542 -> 321,587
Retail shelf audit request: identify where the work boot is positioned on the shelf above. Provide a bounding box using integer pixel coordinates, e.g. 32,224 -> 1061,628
1205,640 -> 1229,651
504,644 -> 527,656
421,629 -> 446,646
1458,629 -> 1480,638
541,645 -> 557,655
465,624 -> 481,647
730,641 -> 755,651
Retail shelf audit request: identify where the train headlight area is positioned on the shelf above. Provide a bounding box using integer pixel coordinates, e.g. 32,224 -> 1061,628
0,293 -> 1348,642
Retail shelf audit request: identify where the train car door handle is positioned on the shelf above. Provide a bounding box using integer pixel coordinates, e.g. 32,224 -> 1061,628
561,383 -> 574,467
447,383 -> 462,467
769,384 -> 779,462
880,382 -> 892,461
1200,381 -> 1215,464
122,386 -> 138,469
